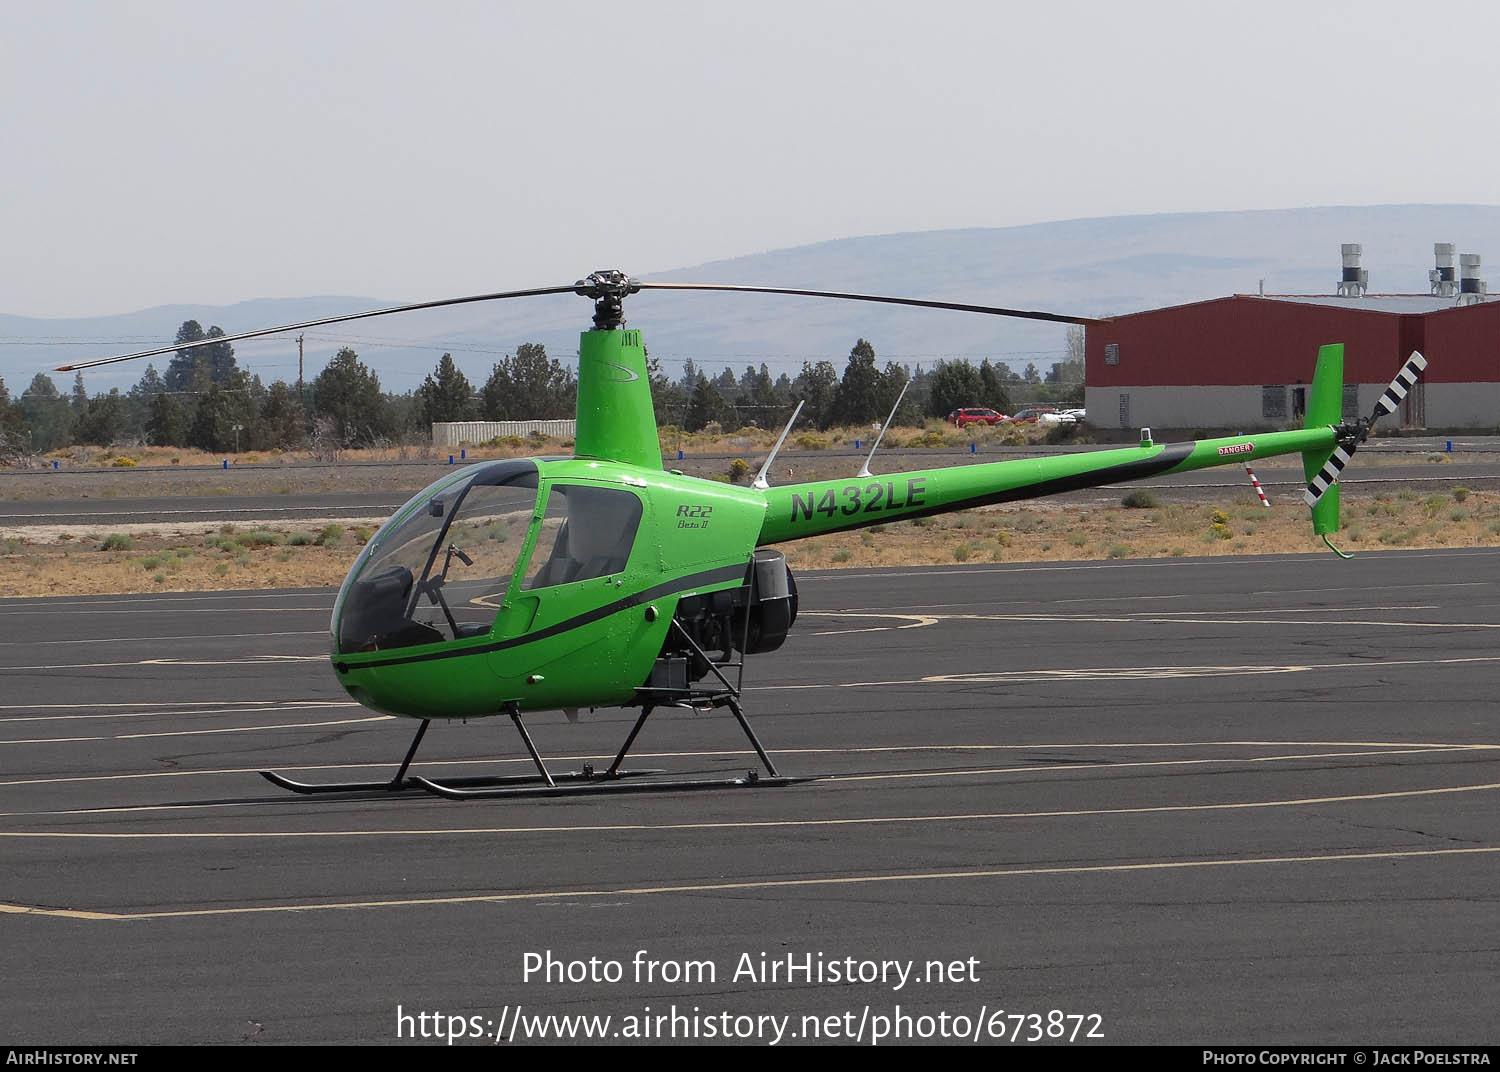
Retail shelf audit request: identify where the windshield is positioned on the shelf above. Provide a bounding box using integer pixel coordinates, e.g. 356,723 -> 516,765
333,459 -> 539,654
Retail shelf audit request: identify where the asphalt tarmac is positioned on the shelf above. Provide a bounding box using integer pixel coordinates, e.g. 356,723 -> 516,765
1,550 -> 1496,1046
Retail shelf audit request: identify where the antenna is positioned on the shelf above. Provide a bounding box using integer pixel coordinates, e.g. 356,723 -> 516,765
754,401 -> 805,490
857,380 -> 911,479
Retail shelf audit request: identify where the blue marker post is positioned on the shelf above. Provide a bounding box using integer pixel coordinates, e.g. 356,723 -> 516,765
222,459 -> 229,470
448,455 -> 455,465
970,442 -> 977,454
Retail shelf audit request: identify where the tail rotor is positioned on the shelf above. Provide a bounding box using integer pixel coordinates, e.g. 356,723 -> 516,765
1302,350 -> 1428,509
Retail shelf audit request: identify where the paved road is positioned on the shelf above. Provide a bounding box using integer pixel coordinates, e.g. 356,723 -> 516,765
1,550 -> 1496,1045
5,458 -> 1499,526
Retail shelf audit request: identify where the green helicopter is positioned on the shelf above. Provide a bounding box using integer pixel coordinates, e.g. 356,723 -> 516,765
59,270 -> 1425,798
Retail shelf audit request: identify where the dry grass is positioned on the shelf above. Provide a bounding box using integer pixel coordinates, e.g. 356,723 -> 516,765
3,487 -> 1496,598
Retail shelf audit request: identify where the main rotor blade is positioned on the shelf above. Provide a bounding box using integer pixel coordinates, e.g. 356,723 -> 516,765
54,284 -> 581,373
1370,350 -> 1428,423
636,282 -> 1102,326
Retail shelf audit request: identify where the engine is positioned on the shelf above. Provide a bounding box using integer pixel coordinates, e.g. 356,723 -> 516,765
647,550 -> 798,691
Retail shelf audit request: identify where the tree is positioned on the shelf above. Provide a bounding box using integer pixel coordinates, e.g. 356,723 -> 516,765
165,320 -> 237,392
927,360 -> 985,419
188,383 -> 238,452
126,364 -> 167,440
70,372 -> 89,414
684,374 -> 737,432
1066,324 -> 1085,365
19,373 -> 73,451
257,381 -> 307,450
832,339 -> 882,426
313,348 -> 392,446
739,362 -> 784,428
145,393 -> 187,447
647,352 -> 686,428
201,327 -> 237,385
977,360 -> 1012,413
711,367 -> 739,400
416,353 -> 477,424
792,360 -> 838,430
165,321 -> 206,393
481,342 -> 576,419
0,376 -> 22,442
875,361 -> 922,427
75,389 -> 130,446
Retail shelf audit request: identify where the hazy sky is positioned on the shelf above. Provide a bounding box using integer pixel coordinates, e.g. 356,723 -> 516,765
2,0 -> 1496,319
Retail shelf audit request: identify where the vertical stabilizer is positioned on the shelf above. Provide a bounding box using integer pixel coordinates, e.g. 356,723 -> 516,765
1301,343 -> 1344,536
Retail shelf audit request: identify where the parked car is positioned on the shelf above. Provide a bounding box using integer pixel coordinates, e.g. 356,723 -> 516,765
1059,408 -> 1086,424
1006,407 -> 1062,424
947,407 -> 1007,428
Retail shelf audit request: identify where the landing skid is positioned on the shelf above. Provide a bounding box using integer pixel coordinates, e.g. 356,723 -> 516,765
413,770 -> 804,800
258,766 -> 665,796
259,644 -> 800,800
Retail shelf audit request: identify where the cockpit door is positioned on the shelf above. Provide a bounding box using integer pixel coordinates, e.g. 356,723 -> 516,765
487,481 -> 648,680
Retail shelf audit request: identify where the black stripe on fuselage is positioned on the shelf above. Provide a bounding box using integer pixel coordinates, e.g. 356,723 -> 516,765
333,562 -> 748,673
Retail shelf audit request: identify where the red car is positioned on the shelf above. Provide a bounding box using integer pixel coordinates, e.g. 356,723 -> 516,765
947,407 -> 1007,428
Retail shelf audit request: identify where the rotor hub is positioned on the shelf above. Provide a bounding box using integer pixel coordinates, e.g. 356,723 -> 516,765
574,269 -> 641,330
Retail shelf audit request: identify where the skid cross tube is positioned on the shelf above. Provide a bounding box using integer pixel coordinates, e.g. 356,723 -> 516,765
620,618 -> 782,779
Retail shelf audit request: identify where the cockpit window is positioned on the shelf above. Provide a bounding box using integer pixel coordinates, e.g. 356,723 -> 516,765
333,459 -> 539,654
523,483 -> 643,590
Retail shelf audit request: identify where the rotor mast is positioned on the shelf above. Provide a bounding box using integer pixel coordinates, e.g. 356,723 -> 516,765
571,271 -> 661,469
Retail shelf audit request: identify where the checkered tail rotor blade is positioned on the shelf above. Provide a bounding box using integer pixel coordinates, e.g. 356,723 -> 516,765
1302,351 -> 1427,508
1370,351 -> 1428,424
1302,444 -> 1355,508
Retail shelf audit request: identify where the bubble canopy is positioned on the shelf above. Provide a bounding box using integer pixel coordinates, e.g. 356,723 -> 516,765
331,458 -> 645,657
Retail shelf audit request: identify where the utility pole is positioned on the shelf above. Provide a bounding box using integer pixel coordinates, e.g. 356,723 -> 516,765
296,334 -> 305,397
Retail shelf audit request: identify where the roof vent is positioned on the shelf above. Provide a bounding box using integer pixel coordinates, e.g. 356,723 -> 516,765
1458,254 -> 1487,306
1336,243 -> 1368,297
1430,243 -> 1458,298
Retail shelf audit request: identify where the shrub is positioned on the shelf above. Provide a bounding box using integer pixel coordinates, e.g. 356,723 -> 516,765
110,456 -> 137,467
315,525 -> 344,546
831,549 -> 853,563
286,531 -> 315,546
1121,489 -> 1160,509
99,533 -> 134,551
1453,487 -> 1471,502
727,458 -> 751,483
353,526 -> 375,544
235,530 -> 282,548
1107,544 -> 1131,559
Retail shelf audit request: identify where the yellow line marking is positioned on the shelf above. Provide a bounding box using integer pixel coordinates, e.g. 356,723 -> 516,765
3,779 -> 1496,836
824,746 -> 1492,783
5,846 -> 1495,921
762,653 -> 1500,690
